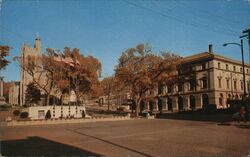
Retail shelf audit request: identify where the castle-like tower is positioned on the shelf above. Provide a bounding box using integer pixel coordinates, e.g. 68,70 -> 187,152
20,37 -> 42,106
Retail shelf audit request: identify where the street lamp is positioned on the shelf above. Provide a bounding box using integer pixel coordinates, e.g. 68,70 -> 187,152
223,39 -> 247,98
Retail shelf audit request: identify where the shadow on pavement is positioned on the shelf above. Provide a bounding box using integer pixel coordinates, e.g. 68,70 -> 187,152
157,110 -> 233,123
234,124 -> 250,129
67,129 -> 153,157
216,122 -> 250,129
1,136 -> 102,157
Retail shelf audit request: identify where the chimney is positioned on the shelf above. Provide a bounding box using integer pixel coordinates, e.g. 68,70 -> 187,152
208,44 -> 213,53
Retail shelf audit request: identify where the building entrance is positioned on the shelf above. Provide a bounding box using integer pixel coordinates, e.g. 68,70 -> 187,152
190,95 -> 196,109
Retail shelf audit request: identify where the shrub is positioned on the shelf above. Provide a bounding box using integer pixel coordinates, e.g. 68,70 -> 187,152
117,107 -> 125,112
203,104 -> 217,114
0,104 -> 11,111
45,110 -> 51,119
13,110 -> 20,116
20,112 -> 29,118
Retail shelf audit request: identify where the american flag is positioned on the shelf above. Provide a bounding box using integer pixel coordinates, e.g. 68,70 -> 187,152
52,51 -> 80,67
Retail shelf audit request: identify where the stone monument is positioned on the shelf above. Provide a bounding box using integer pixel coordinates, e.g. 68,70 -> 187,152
0,77 -> 6,105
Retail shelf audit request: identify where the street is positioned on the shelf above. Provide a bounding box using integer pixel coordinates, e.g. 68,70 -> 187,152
1,119 -> 250,157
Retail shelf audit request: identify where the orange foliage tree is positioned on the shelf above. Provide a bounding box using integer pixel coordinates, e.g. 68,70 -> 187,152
115,44 -> 181,116
100,76 -> 116,110
0,45 -> 10,71
45,47 -> 102,103
14,47 -> 101,105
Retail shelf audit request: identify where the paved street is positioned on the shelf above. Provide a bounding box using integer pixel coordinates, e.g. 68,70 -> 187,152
1,119 -> 250,157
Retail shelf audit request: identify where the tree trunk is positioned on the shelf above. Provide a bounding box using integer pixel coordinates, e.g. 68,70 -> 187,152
135,96 -> 141,117
46,94 -> 50,106
107,94 -> 110,111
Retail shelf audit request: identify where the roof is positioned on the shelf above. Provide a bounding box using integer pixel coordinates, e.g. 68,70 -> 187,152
181,51 -> 250,68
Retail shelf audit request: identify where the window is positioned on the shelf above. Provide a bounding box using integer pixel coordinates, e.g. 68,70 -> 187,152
240,68 -> 243,73
241,81 -> 244,90
167,85 -> 172,93
218,62 -> 221,69
158,84 -> 164,94
248,82 -> 250,92
186,83 -> 190,91
247,69 -> 249,74
233,66 -> 236,72
202,63 -> 206,70
226,79 -> 230,89
201,78 -> 207,89
218,78 -> 222,88
226,64 -> 229,70
178,83 -> 183,92
38,110 -> 45,119
190,81 -> 195,91
234,80 -> 237,90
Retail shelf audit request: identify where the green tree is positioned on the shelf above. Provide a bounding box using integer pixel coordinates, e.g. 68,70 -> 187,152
45,110 -> 51,119
25,82 -> 41,105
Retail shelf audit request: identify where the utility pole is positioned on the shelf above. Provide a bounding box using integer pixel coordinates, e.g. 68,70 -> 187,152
241,28 -> 250,120
241,28 -> 250,65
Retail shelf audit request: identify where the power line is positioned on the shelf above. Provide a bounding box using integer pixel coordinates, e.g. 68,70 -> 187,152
172,0 -> 243,25
167,1 -> 242,33
0,24 -> 28,43
124,0 -> 240,37
151,1 -> 240,36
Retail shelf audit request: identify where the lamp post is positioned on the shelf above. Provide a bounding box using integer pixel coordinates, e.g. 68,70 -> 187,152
223,39 -> 247,98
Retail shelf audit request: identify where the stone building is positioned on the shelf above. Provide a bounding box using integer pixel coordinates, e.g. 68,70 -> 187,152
8,81 -> 20,106
20,37 -> 42,106
141,46 -> 250,112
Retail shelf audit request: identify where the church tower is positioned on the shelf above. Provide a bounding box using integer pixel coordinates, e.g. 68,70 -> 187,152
34,37 -> 41,52
20,37 -> 42,106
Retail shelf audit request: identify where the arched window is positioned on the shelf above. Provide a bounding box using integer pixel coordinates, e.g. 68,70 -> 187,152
190,95 -> 196,110
219,93 -> 223,106
218,62 -> 221,69
178,96 -> 183,110
202,94 -> 209,107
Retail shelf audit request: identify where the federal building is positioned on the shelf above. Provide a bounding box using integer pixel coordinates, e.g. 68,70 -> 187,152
141,45 -> 250,112
8,39 -> 250,112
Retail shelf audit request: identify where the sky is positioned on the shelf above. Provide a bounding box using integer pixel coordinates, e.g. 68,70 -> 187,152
0,0 -> 249,82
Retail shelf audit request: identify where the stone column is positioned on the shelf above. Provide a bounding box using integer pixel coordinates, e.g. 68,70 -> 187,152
162,97 -> 168,111
145,100 -> 149,111
154,98 -> 158,111
0,77 -> 6,105
0,77 -> 3,97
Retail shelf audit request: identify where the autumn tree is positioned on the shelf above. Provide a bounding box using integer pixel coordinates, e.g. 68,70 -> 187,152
0,45 -> 10,71
101,76 -> 115,111
14,47 -> 101,105
13,53 -> 56,106
115,44 -> 181,117
50,47 -> 102,102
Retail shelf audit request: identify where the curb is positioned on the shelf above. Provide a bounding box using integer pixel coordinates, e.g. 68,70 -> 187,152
0,116 -> 132,127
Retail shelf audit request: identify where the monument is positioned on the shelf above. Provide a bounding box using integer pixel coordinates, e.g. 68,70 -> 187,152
0,77 -> 6,105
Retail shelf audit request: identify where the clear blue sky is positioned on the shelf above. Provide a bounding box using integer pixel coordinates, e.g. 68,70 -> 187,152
0,0 -> 249,82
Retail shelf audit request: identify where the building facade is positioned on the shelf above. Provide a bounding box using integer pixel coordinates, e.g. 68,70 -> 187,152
8,81 -> 20,106
141,47 -> 250,112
